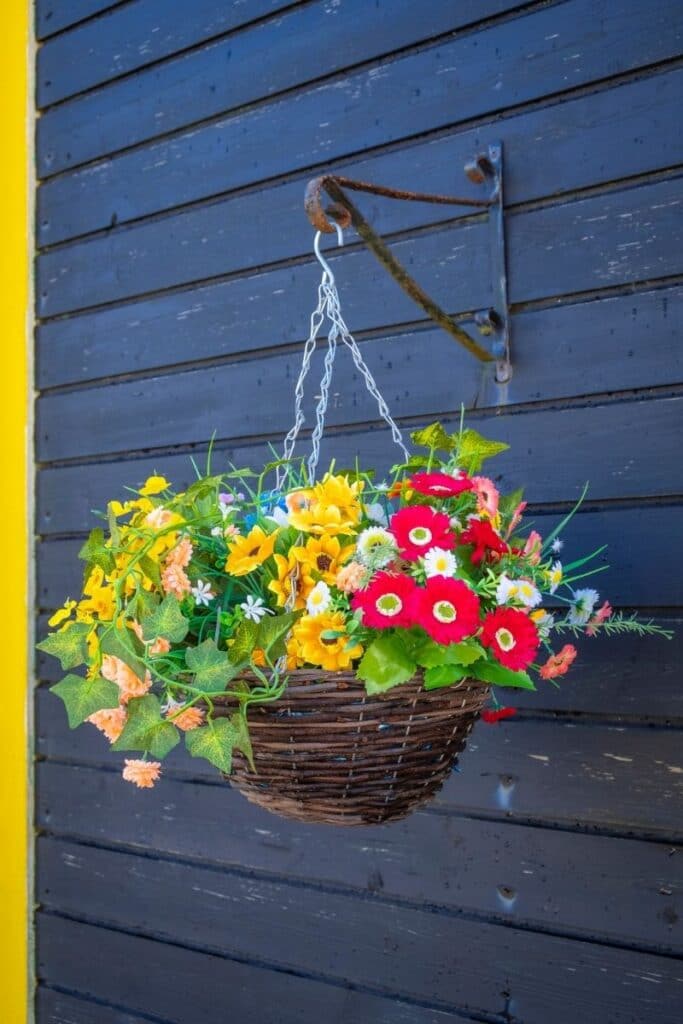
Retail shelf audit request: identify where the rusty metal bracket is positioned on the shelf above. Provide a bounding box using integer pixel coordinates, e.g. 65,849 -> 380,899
304,142 -> 511,383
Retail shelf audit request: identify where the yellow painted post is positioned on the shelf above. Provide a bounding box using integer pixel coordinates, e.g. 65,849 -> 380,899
0,0 -> 31,1021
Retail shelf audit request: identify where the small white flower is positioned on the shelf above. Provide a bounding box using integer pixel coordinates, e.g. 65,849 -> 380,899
240,595 -> 273,623
567,588 -> 600,625
267,505 -> 290,528
210,525 -> 224,537
306,581 -> 331,617
365,502 -> 388,526
356,526 -> 397,568
547,560 -> 563,594
423,546 -> 457,578
551,538 -> 563,554
496,574 -> 541,608
449,516 -> 463,530
191,580 -> 215,607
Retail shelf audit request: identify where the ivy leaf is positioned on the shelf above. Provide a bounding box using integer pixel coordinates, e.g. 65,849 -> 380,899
185,638 -> 239,693
51,673 -> 120,729
357,635 -> 416,695
231,711 -> 255,772
138,555 -> 161,586
100,625 -> 147,679
37,622 -> 92,671
185,718 -> 236,774
471,661 -> 535,690
457,428 -> 509,473
78,527 -> 115,575
443,640 -> 485,666
141,594 -> 189,644
410,421 -> 456,452
228,619 -> 259,665
111,694 -> 180,758
424,665 -> 469,690
257,610 -> 300,658
127,587 -> 160,622
409,636 -> 484,669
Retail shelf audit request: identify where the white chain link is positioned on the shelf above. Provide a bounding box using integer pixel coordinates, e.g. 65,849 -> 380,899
277,228 -> 410,488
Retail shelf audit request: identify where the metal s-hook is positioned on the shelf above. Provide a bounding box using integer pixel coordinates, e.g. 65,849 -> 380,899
313,222 -> 344,283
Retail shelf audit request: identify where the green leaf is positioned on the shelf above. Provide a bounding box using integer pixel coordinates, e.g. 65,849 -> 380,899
51,673 -> 120,729
257,610 -> 300,658
409,635 -> 484,669
141,594 -> 189,643
230,711 -> 255,771
457,428 -> 509,472
37,622 -> 92,671
100,625 -> 147,680
410,421 -> 456,453
185,718 -> 236,774
357,635 -> 416,695
78,527 -> 115,575
138,555 -> 161,586
498,487 -> 525,519
128,587 -> 160,622
424,665 -> 469,690
106,502 -> 122,546
185,638 -> 239,693
471,661 -> 535,690
228,619 -> 259,664
111,694 -> 180,758
444,640 -> 485,666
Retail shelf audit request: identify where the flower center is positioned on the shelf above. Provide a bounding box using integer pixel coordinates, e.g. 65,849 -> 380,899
320,636 -> 338,646
408,526 -> 432,546
495,627 -> 516,651
433,600 -> 456,623
317,554 -> 332,571
375,593 -> 403,617
248,546 -> 260,556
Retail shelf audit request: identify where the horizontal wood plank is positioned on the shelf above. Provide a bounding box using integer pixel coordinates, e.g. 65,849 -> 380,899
36,909 -> 683,1023
35,691 -> 683,838
37,0 -> 296,106
36,800 -> 683,953
37,64 -> 683,248
36,0 -> 683,178
36,1 -> 122,40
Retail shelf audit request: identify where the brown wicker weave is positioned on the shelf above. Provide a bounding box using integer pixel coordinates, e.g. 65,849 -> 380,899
213,671 -> 489,826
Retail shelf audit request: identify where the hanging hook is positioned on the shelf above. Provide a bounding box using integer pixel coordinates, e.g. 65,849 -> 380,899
313,222 -> 344,282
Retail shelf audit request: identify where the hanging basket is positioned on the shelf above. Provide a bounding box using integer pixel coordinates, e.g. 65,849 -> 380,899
214,672 -> 489,825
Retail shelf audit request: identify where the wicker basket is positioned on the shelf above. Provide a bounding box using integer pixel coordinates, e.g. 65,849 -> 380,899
213,671 -> 489,826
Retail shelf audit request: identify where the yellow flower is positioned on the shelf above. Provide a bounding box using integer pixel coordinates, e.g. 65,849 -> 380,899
48,598 -> 76,628
291,611 -> 362,671
139,475 -> 171,496
268,552 -> 314,609
287,474 -> 363,536
290,534 -> 354,584
225,525 -> 278,576
110,497 -> 153,518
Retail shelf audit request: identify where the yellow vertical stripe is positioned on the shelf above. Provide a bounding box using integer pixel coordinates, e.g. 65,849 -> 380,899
0,1 -> 30,1020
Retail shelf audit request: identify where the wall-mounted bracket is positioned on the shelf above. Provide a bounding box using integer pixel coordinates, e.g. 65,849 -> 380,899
304,142 -> 512,383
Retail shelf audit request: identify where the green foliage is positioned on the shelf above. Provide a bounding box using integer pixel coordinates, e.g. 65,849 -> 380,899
78,527 -> 115,576
100,625 -> 147,679
470,661 -> 535,690
357,634 -> 416,695
141,594 -> 189,644
37,622 -> 92,671
424,665 -> 469,690
185,718 -> 236,774
185,638 -> 239,693
456,428 -> 509,472
112,694 -> 180,758
257,610 -> 300,659
409,634 -> 485,669
230,711 -> 255,771
51,673 -> 120,729
410,421 -> 456,452
228,619 -> 259,665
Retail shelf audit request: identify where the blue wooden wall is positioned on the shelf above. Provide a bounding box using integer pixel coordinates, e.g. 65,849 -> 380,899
34,2 -> 683,1021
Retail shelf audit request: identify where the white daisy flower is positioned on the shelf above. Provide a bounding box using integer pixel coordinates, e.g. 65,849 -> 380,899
191,580 -> 215,607
240,595 -> 273,623
306,581 -> 331,617
546,561 -> 563,594
567,588 -> 600,626
356,526 -> 397,568
530,609 -> 555,638
551,538 -> 563,554
210,525 -> 223,537
364,502 -> 388,526
267,505 -> 290,528
423,546 -> 457,578
496,574 -> 541,608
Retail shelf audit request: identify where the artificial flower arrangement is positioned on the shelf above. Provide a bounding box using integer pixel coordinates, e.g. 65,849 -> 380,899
39,420 -> 670,794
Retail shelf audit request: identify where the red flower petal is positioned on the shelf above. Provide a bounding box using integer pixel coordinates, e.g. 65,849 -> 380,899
413,576 -> 480,645
389,505 -> 455,561
481,706 -> 517,724
409,471 -> 473,498
351,571 -> 418,629
480,607 -> 540,670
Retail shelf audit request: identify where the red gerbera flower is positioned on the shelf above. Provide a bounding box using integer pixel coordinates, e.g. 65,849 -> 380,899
459,518 -> 509,564
409,471 -> 473,498
351,571 -> 417,629
481,706 -> 517,724
481,607 -> 539,670
413,577 -> 481,645
389,505 -> 455,561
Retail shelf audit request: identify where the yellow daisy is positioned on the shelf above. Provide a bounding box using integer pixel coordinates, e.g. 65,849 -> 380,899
290,534 -> 354,584
268,552 -> 314,609
225,525 -> 278,576
139,475 -> 171,496
291,611 -> 363,671
287,474 -> 363,536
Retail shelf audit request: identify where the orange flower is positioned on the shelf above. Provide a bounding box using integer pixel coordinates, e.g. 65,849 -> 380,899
335,561 -> 368,594
167,537 -> 194,568
122,759 -> 161,788
539,644 -> 577,680
166,705 -> 204,731
87,706 -> 127,743
101,654 -> 152,701
144,506 -> 175,530
161,562 -> 191,600
149,636 -> 171,656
